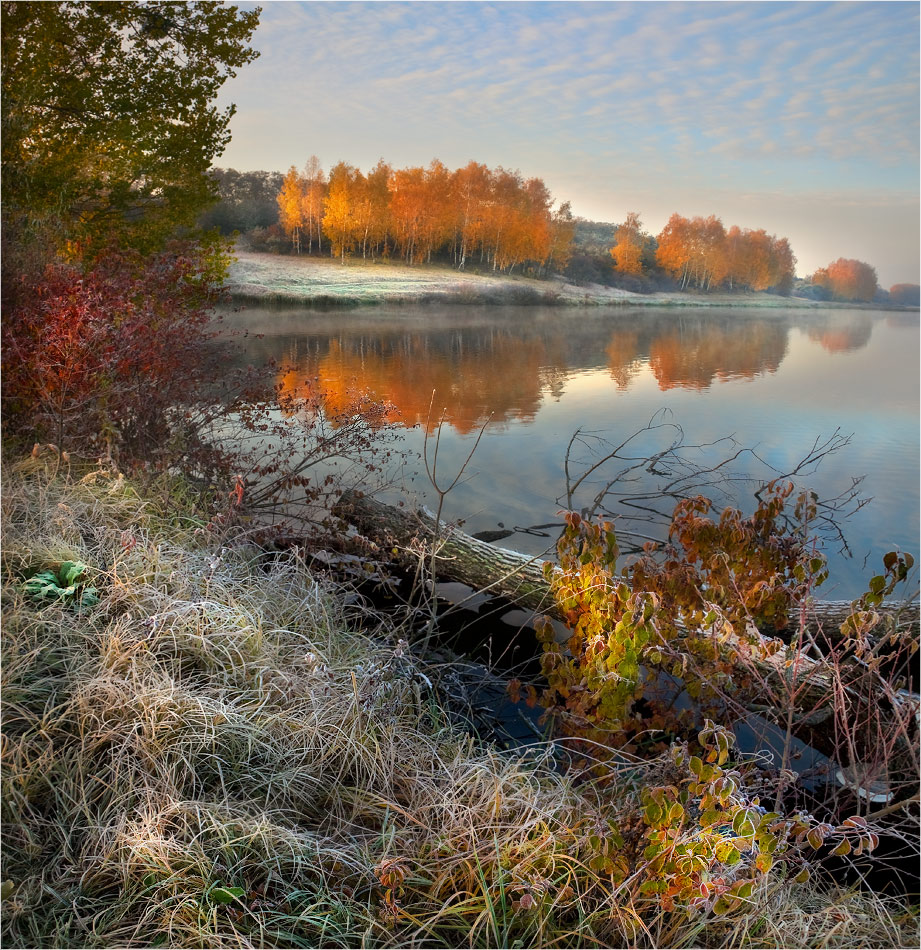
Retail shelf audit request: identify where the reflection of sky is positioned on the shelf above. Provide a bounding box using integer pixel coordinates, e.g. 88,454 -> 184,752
226,306 -> 919,599
445,320 -> 918,598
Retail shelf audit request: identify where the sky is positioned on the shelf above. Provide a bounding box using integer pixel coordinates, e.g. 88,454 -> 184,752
215,1 -> 920,287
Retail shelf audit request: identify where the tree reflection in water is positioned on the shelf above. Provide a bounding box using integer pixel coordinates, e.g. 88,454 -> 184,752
268,310 -> 835,431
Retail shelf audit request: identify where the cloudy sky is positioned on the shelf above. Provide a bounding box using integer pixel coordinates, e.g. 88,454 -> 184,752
216,1 -> 920,286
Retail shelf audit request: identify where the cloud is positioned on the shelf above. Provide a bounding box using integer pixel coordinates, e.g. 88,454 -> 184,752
216,1 -> 918,282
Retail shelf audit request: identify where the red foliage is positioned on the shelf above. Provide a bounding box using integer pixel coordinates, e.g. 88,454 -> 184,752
812,258 -> 878,302
888,283 -> 920,306
1,244 -> 230,468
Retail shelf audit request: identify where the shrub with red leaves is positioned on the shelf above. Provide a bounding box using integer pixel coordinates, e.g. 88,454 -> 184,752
1,243 -> 236,471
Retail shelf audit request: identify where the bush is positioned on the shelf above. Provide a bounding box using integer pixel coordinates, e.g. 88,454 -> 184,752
1,243 -> 232,472
889,283 -> 920,306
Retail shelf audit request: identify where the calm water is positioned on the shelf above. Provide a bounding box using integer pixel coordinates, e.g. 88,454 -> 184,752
217,304 -> 919,599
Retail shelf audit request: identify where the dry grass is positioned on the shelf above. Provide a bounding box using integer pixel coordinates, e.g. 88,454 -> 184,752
1,459 -> 917,948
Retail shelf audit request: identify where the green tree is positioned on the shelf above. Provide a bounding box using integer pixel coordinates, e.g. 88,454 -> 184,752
1,1 -> 261,264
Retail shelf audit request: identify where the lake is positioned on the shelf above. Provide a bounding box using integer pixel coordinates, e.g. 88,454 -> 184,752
217,304 -> 919,600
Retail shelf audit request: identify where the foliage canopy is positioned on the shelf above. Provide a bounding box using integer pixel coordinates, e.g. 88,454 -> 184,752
1,0 -> 261,261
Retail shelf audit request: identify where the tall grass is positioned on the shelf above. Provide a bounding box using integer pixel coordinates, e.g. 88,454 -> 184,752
2,459 -> 916,948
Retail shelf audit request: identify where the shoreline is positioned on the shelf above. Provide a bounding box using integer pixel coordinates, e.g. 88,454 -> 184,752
225,249 -> 918,312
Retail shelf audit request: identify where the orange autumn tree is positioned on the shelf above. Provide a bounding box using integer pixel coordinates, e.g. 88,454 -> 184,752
300,155 -> 326,254
278,156 -> 573,274
492,174 -> 554,274
483,167 -> 523,271
611,212 -> 646,275
656,214 -> 795,294
725,227 -> 796,294
389,165 -> 427,264
654,213 -> 693,287
323,161 -> 360,261
655,214 -> 727,290
277,166 -> 305,253
548,200 -> 576,273
453,160 -> 491,270
766,235 -> 796,295
418,159 -> 456,264
351,158 -> 391,260
889,283 -> 920,305
812,258 -> 878,302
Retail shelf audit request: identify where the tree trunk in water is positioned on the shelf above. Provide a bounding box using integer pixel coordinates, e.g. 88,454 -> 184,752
333,488 -> 919,766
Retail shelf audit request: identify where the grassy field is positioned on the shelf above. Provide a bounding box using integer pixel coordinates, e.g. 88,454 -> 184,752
224,251 -> 859,310
1,455 -> 917,948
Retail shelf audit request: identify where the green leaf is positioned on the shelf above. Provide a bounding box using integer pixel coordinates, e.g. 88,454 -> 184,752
210,885 -> 245,904
59,561 -> 87,585
1,880 -> 15,901
700,808 -> 721,827
589,853 -> 608,872
24,571 -> 60,594
713,896 -> 733,916
733,880 -> 754,900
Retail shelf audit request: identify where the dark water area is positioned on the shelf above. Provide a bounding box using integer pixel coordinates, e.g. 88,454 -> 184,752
216,303 -> 920,600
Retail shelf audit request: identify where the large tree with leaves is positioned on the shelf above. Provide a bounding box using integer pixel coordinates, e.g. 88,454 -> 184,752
1,1 -> 261,264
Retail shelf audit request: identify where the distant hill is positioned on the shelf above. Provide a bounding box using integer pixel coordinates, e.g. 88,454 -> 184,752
572,218 -> 617,255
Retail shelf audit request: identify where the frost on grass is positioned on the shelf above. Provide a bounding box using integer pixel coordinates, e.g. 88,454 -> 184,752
225,250 -> 575,306
1,461 -> 916,949
223,250 -> 833,309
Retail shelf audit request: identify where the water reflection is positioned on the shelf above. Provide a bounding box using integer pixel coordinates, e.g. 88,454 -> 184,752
265,310 -> 807,430
806,313 -> 874,353
647,321 -> 787,390
276,328 -> 571,432
217,304 -> 918,598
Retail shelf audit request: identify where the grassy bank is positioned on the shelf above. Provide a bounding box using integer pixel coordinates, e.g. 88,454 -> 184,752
1,458 -> 917,948
224,251 -> 915,312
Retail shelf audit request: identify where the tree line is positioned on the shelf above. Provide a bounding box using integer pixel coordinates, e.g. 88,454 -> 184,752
613,212 -> 797,295
275,157 -> 576,276
198,165 -> 916,305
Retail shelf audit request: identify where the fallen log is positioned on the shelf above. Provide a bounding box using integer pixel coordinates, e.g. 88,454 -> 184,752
334,488 -> 919,633
334,488 -> 919,768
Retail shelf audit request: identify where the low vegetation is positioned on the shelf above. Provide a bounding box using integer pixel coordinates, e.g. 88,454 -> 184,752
2,457 -> 918,949
2,6 -> 917,947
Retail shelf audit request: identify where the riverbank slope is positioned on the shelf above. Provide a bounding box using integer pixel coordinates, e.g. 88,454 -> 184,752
225,250 -> 915,311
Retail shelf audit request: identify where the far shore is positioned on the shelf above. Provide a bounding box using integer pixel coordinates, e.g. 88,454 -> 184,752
225,249 -> 918,312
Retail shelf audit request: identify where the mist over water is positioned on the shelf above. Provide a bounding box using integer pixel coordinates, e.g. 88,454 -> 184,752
218,305 -> 919,600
